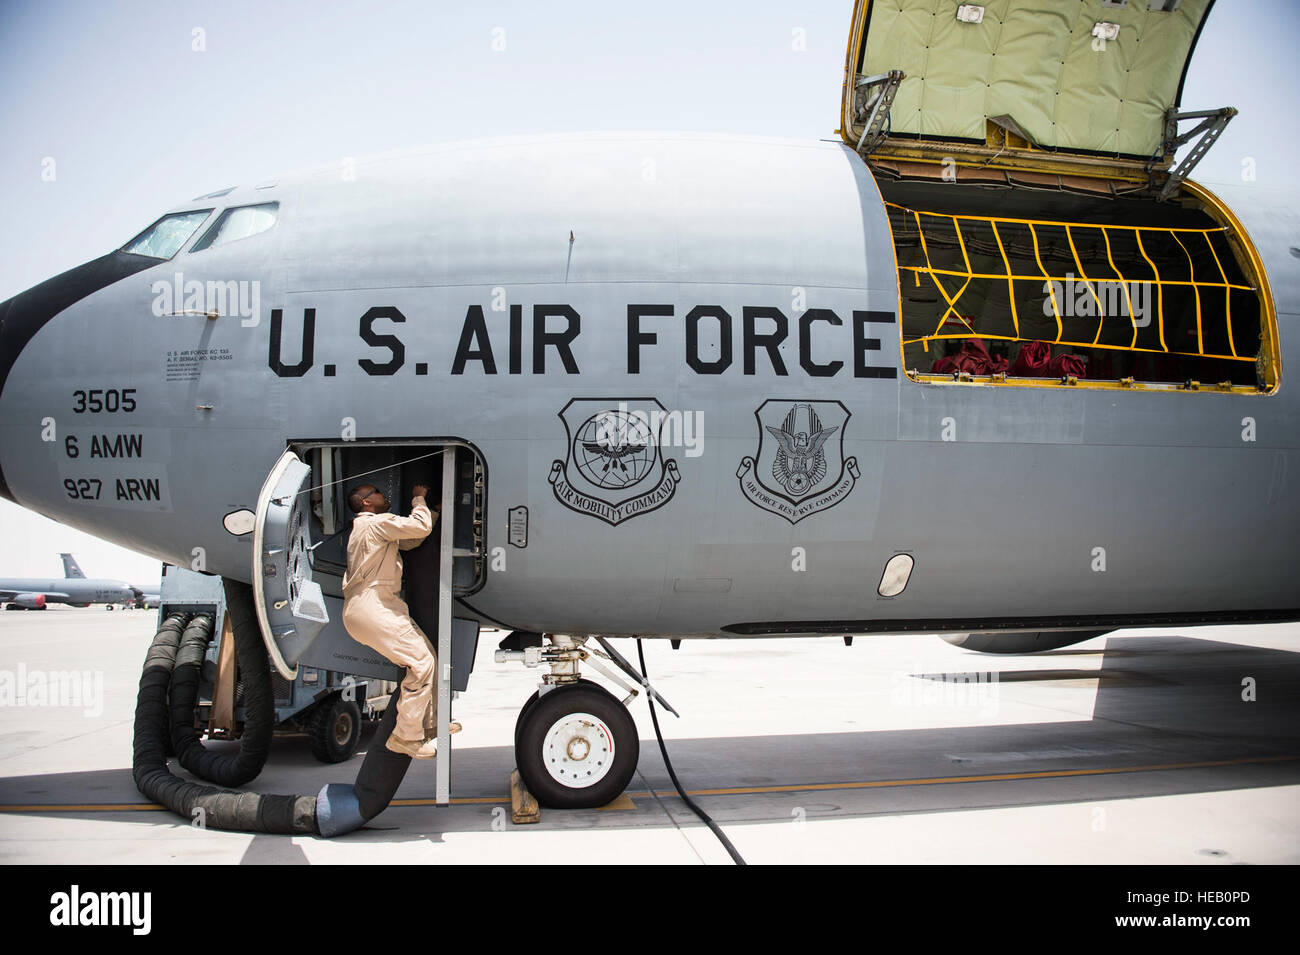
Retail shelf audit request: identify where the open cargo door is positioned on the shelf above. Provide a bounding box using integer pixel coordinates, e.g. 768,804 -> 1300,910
253,450 -> 329,680
840,0 -> 1228,195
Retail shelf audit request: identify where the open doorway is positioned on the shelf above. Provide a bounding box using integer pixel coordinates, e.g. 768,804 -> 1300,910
293,440 -> 486,628
881,179 -> 1277,394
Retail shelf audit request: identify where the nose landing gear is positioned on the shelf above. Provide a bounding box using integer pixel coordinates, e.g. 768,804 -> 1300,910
498,633 -> 675,810
519,682 -> 635,808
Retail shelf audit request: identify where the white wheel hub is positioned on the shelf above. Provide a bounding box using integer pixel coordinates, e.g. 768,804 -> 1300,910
542,712 -> 615,788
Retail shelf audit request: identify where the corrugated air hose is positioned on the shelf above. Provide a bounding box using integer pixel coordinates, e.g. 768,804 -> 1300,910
131,587 -> 317,834
132,579 -> 414,836
168,581 -> 273,786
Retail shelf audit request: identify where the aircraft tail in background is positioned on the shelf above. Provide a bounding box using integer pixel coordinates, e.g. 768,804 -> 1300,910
60,553 -> 86,579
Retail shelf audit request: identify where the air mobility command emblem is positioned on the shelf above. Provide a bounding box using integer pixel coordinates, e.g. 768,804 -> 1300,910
550,398 -> 681,525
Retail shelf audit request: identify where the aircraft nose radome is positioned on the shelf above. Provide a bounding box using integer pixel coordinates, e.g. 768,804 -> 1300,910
0,251 -> 160,504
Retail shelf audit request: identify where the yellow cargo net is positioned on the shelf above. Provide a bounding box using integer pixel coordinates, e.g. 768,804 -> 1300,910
887,202 -> 1260,365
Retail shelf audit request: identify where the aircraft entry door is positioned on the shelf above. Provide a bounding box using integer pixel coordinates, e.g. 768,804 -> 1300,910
253,443 -> 482,806
253,450 -> 330,681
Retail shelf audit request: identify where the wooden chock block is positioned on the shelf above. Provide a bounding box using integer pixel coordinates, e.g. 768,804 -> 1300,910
510,769 -> 540,825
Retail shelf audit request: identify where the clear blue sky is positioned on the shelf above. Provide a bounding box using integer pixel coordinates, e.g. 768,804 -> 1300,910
0,0 -> 1295,580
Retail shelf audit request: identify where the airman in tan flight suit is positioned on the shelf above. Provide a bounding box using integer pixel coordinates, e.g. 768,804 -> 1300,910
342,482 -> 459,758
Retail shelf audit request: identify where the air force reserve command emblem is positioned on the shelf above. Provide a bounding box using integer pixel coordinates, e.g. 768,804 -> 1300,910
737,400 -> 858,523
550,398 -> 681,525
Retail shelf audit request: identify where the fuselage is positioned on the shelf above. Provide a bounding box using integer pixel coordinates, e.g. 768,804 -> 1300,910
0,133 -> 1297,637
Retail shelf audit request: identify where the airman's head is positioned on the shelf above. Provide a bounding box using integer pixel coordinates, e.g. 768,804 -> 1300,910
348,483 -> 388,514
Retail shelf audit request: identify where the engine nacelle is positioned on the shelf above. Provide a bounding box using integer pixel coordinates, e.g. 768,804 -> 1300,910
10,593 -> 47,610
942,630 -> 1110,654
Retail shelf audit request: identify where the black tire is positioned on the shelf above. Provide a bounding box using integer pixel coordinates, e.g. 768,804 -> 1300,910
309,695 -> 361,763
514,691 -> 539,752
516,683 -> 638,809
513,678 -> 609,751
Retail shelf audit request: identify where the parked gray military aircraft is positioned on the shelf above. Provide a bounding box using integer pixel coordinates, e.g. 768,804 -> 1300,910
0,553 -> 139,610
0,0 -> 1294,807
55,551 -> 155,607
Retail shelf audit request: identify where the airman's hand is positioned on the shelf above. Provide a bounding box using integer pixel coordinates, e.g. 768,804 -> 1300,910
412,484 -> 429,500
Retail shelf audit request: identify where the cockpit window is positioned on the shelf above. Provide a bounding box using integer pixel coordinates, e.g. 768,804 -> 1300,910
190,202 -> 279,252
121,210 -> 212,259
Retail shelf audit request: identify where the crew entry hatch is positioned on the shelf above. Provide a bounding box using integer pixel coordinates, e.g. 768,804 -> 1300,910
249,442 -> 486,685
253,451 -> 328,681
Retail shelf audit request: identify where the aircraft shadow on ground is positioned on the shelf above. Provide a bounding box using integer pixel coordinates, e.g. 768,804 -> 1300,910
1,635 -> 1297,845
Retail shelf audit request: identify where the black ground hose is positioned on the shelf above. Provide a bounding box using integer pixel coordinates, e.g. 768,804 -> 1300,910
132,611 -> 317,833
636,638 -> 746,866
315,681 -> 415,835
133,574 -> 417,836
352,683 -> 414,820
168,586 -> 271,786
216,578 -> 276,778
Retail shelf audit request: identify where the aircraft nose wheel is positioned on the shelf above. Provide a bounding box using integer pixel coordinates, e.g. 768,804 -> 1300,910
515,683 -> 639,809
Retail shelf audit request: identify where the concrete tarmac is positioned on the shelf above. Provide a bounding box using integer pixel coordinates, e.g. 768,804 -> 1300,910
1,607 -> 1297,864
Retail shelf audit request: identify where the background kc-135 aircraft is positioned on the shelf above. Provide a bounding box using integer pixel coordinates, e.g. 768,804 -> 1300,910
0,553 -> 158,610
